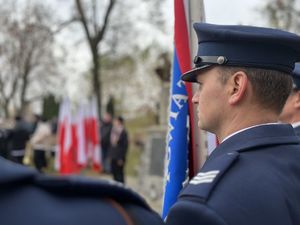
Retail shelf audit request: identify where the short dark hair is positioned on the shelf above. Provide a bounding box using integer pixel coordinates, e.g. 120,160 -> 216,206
15,115 -> 22,121
117,116 -> 124,124
217,66 -> 293,114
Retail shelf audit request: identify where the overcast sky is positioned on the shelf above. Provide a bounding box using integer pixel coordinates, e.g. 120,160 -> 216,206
204,0 -> 266,26
164,0 -> 267,27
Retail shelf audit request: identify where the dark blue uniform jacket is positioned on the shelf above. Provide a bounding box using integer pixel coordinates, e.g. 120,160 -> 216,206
0,157 -> 164,225
166,124 -> 300,225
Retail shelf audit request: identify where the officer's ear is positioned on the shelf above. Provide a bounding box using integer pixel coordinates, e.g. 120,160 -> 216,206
293,90 -> 300,109
227,71 -> 248,105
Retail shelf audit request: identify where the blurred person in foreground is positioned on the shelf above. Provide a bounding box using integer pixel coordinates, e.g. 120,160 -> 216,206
279,63 -> 300,136
109,116 -> 129,184
0,126 -> 162,223
165,23 -> 300,225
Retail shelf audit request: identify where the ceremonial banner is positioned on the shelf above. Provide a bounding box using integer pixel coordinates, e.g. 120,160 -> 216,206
162,0 -> 194,219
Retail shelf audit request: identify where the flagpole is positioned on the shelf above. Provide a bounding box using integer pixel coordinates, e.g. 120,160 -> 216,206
187,0 -> 207,177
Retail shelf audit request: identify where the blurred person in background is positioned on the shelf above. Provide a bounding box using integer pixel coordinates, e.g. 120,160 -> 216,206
100,112 -> 113,173
109,116 -> 129,183
0,120 -> 11,159
28,114 -> 41,135
8,115 -> 31,164
279,63 -> 300,136
30,116 -> 52,172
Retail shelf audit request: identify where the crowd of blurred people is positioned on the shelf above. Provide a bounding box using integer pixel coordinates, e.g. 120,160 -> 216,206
0,114 -> 57,173
0,112 -> 129,182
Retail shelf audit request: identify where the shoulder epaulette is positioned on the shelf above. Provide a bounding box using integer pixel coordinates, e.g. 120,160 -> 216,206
179,151 -> 239,202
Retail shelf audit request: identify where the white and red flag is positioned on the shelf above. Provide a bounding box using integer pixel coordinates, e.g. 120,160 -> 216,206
76,102 -> 88,168
56,97 -> 102,174
56,98 -> 78,174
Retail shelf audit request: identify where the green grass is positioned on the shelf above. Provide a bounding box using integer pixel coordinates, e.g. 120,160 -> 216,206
125,111 -> 157,176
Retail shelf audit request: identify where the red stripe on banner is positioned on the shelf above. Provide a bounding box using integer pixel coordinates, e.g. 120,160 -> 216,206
174,0 -> 190,73
174,0 -> 196,178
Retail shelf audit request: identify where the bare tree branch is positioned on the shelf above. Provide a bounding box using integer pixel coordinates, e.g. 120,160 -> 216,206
95,0 -> 116,43
75,0 -> 93,46
52,17 -> 79,35
92,0 -> 98,34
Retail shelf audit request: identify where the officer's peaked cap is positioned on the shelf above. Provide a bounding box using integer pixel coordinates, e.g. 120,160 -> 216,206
182,23 -> 300,82
292,63 -> 300,89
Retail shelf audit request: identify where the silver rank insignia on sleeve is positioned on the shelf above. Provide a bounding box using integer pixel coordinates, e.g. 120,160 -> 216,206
189,170 -> 220,185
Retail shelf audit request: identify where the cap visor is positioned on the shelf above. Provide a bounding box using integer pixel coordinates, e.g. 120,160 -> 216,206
181,65 -> 212,82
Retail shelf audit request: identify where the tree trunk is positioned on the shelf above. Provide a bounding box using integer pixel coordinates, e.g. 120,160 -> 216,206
3,101 -> 9,118
92,48 -> 102,119
20,73 -> 29,114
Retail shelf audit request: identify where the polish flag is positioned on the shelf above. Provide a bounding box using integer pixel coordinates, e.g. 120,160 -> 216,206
77,98 -> 102,171
56,98 -> 78,174
76,102 -> 88,168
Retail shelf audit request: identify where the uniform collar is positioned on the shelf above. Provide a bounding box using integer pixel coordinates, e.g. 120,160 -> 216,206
221,123 -> 279,143
208,124 -> 299,161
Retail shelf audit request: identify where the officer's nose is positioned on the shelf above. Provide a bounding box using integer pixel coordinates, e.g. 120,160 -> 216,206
192,92 -> 199,104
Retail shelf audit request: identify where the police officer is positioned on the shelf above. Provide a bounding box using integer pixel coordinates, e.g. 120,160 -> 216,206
0,156 -> 164,224
280,63 -> 300,136
166,23 -> 300,225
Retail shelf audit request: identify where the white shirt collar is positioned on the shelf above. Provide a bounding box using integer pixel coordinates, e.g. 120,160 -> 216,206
221,122 -> 279,143
292,121 -> 300,128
